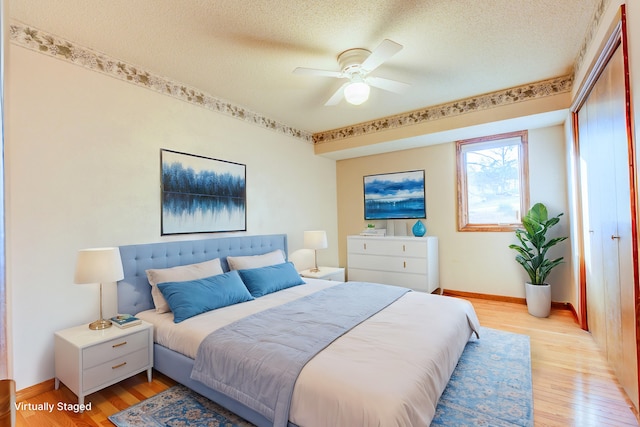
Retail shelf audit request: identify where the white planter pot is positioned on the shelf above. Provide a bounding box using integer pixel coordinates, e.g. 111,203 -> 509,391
525,282 -> 551,318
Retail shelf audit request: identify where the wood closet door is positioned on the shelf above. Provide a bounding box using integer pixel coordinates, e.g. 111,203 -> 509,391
577,44 -> 638,408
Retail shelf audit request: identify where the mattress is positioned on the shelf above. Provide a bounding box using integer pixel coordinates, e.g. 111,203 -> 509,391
137,278 -> 480,426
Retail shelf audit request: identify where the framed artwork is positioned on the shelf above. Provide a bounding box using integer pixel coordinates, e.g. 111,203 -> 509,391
161,149 -> 246,235
363,170 -> 426,220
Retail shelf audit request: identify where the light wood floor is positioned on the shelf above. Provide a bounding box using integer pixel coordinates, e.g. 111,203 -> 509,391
14,297 -> 640,426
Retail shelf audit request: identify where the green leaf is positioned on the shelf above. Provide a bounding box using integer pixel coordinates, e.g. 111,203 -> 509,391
509,202 -> 567,286
528,203 -> 549,223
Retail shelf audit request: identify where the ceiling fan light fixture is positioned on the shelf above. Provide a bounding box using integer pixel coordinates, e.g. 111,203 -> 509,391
344,81 -> 370,105
294,40 -> 405,107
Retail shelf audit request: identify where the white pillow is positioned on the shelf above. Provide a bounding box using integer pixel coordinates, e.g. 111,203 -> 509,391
146,258 -> 224,313
227,249 -> 286,271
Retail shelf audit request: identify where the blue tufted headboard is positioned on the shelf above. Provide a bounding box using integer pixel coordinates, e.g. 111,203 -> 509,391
117,234 -> 288,315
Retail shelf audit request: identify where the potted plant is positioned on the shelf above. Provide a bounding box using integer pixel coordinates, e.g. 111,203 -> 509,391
509,203 -> 567,317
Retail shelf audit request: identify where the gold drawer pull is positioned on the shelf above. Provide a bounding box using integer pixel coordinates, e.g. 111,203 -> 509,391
403,261 -> 407,268
112,341 -> 127,348
363,243 -> 367,250
112,362 -> 127,370
402,244 -> 406,252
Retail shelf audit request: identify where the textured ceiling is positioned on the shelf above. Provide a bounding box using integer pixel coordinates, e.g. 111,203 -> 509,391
9,0 -> 599,135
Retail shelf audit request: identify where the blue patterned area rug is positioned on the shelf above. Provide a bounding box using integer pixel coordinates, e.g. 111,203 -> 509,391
431,327 -> 533,426
108,327 -> 532,427
108,384 -> 254,427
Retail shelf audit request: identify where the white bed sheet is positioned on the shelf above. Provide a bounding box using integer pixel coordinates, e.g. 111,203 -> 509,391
137,279 -> 480,426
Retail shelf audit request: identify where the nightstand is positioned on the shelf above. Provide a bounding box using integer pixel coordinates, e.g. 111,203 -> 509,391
54,321 -> 153,408
300,267 -> 345,282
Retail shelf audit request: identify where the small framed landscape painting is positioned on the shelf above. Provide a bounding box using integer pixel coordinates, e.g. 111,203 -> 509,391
161,149 -> 246,235
363,170 -> 426,220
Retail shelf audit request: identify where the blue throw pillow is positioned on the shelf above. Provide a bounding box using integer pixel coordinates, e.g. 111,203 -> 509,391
238,262 -> 305,297
157,270 -> 254,323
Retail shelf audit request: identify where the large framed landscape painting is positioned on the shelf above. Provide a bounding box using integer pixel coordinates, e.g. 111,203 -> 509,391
161,149 -> 246,235
363,170 -> 426,220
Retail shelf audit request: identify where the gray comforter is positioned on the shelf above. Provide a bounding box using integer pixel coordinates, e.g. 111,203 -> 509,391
190,282 -> 410,427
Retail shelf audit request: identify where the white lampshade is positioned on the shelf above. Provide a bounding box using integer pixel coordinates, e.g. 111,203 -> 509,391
344,81 -> 370,105
304,230 -> 328,250
74,247 -> 124,285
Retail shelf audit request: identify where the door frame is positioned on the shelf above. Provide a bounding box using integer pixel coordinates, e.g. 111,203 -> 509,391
0,0 -> 7,380
570,4 -> 639,408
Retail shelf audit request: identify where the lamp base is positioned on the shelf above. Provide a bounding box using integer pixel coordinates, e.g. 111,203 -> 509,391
309,267 -> 320,273
88,319 -> 112,330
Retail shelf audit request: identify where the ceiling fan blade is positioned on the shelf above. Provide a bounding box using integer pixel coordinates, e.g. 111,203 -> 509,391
367,76 -> 410,94
293,67 -> 343,78
360,39 -> 403,73
324,82 -> 349,106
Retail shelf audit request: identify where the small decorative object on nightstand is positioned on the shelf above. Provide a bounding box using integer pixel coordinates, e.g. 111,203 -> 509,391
304,230 -> 328,273
300,266 -> 345,282
54,321 -> 153,408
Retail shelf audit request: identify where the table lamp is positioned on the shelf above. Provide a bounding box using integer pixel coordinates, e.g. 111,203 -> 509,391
304,230 -> 328,273
74,247 -> 124,330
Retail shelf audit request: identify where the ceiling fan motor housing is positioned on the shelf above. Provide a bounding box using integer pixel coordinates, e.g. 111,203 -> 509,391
338,48 -> 371,75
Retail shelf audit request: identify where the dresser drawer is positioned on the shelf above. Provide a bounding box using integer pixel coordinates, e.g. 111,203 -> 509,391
83,329 -> 149,369
348,238 -> 427,257
82,347 -> 149,391
348,269 -> 432,292
348,253 -> 427,274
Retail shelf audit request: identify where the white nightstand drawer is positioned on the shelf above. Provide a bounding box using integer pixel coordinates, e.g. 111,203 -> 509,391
83,329 -> 149,369
83,347 -> 149,391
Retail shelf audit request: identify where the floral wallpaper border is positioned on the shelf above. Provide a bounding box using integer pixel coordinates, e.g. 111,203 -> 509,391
11,21 -> 587,146
574,0 -> 610,77
9,22 -> 313,143
313,75 -> 573,144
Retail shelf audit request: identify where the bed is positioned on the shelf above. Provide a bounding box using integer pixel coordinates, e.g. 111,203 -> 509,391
117,234 -> 480,427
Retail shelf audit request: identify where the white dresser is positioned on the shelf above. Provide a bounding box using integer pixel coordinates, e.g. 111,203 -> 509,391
347,235 -> 439,293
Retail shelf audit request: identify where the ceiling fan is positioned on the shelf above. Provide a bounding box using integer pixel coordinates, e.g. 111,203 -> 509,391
293,39 -> 410,106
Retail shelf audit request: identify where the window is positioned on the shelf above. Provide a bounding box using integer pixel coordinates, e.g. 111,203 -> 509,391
456,130 -> 529,231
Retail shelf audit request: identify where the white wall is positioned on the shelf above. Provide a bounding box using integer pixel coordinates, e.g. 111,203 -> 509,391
5,45 -> 338,390
337,125 -> 571,301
